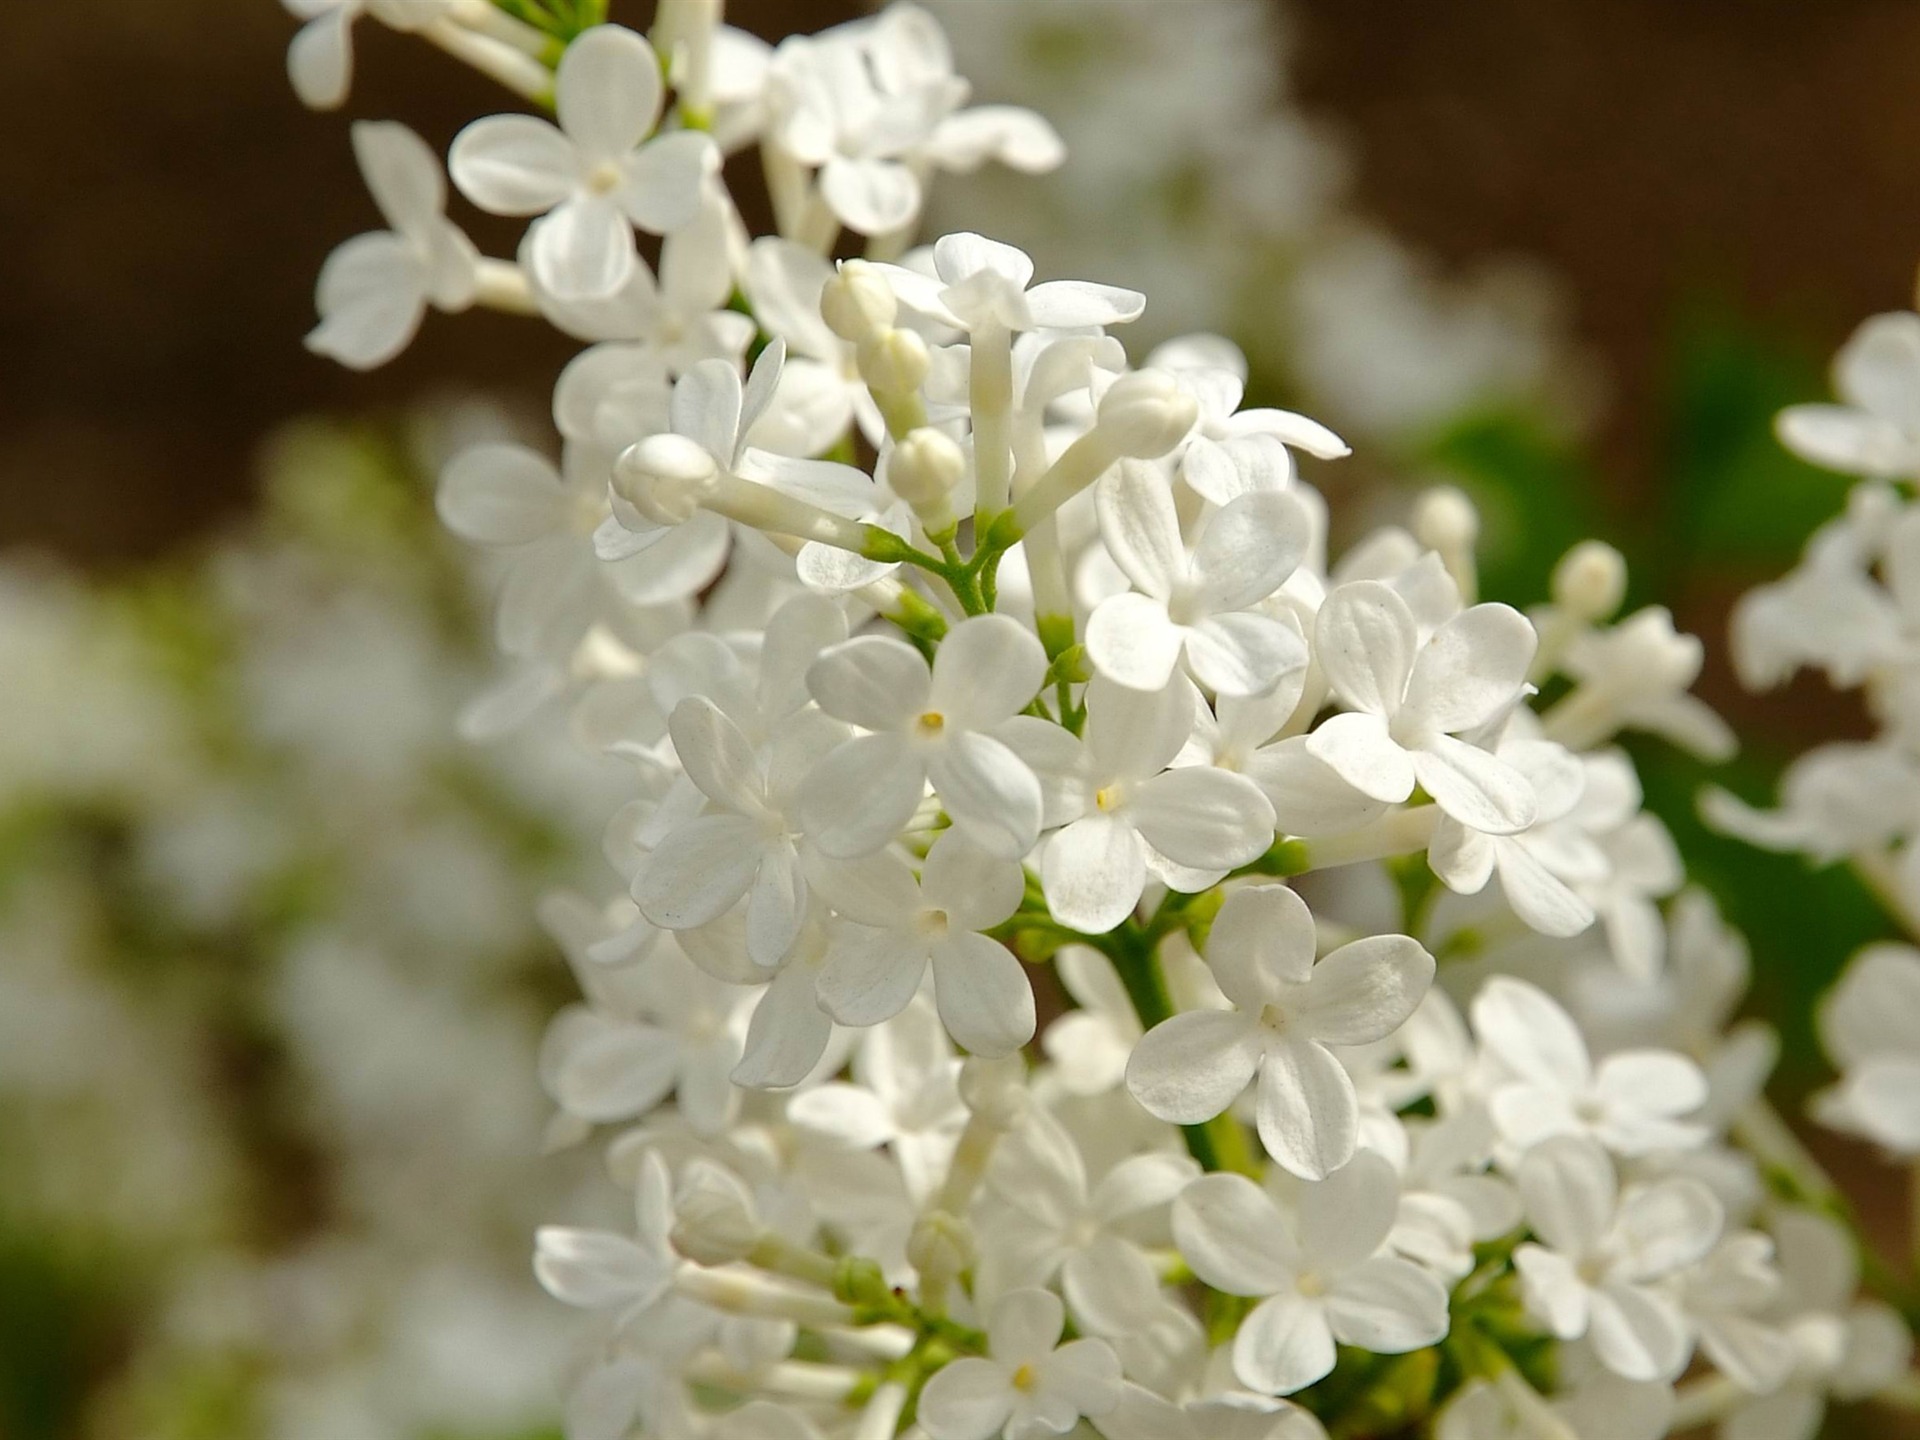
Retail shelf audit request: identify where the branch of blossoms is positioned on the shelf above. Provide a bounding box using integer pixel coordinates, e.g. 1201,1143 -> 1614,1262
284,2 -> 1920,1436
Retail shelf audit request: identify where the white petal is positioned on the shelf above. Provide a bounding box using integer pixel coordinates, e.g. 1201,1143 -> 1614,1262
787,1081 -> 896,1149
1588,1283 -> 1691,1382
1412,735 -> 1539,835
1125,1010 -> 1264,1124
1304,935 -> 1434,1047
1084,672 -> 1195,781
1127,767 -> 1275,871
1233,1294 -> 1336,1395
620,131 -> 720,233
807,634 -> 928,729
1493,839 -> 1595,937
1256,1040 -> 1360,1181
1776,403 -> 1915,477
1315,580 -> 1417,715
745,841 -> 807,967
533,1226 -> 666,1310
820,155 -> 922,234
554,1021 -> 680,1120
816,924 -> 925,1026
1472,976 -> 1591,1092
1297,1148 -> 1401,1271
925,105 -> 1065,173
931,615 -> 1049,729
934,231 -> 1035,289
606,509 -> 732,603
800,733 -> 926,859
1513,1244 -> 1590,1339
1188,490 -> 1310,614
351,120 -> 446,236
931,933 -> 1035,1057
1023,279 -> 1147,329
1324,1256 -> 1450,1353
556,24 -> 663,160
1087,593 -> 1186,692
1172,1173 -> 1301,1296
1611,1178 -> 1722,1282
1183,611 -> 1308,698
437,443 -> 564,545
918,1357 -> 1014,1440
288,7 -> 354,110
734,964 -> 831,1088
1207,883 -> 1316,1003
669,696 -> 763,813
1304,711 -> 1415,804
1594,1051 -> 1708,1122
989,1287 -> 1066,1361
927,733 -> 1043,860
530,195 -> 637,302
449,113 -> 577,214
1401,603 -> 1537,735
1250,738 -> 1394,836
1517,1134 -> 1616,1255
1041,814 -> 1146,934
1095,460 -> 1185,598
1836,311 -> 1920,433
633,814 -> 764,929
921,831 -> 1025,930
306,230 -> 428,370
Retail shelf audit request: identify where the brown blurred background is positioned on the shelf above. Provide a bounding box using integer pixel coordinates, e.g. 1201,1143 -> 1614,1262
5,0 -> 1920,567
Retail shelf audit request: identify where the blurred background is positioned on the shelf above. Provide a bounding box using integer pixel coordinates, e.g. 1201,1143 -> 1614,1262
2,1 -> 1918,1436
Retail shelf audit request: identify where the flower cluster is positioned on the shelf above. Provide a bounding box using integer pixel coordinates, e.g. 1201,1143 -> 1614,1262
1713,311 -> 1920,1164
287,3 -> 1920,1438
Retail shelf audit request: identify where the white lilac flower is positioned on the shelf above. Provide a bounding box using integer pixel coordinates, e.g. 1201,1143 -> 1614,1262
631,696 -> 848,968
533,1149 -> 677,1319
531,192 -> 757,367
974,1105 -> 1196,1321
916,1288 -> 1123,1440
450,26 -> 719,300
784,998 -> 965,1201
308,120 -> 478,370
1172,1153 -> 1450,1395
1085,459 -> 1311,696
1718,1208 -> 1913,1440
1307,580 -> 1540,834
1427,734 -> 1596,939
800,615 -> 1047,860
1126,883 -> 1433,1180
1777,310 -> 1920,480
1812,943 -> 1920,1152
437,441 -> 713,668
767,10 -> 1062,241
1511,1134 -> 1722,1382
1471,976 -> 1708,1157
880,232 -> 1145,336
1020,676 -> 1276,933
805,831 -> 1033,1055
538,932 -> 749,1138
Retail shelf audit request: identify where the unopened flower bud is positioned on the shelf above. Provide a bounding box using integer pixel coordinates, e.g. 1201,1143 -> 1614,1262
1552,540 -> 1627,622
669,1159 -> 761,1265
1412,485 -> 1479,554
614,433 -> 719,526
888,428 -> 964,531
857,327 -> 930,396
821,260 -> 898,342
957,1053 -> 1028,1130
906,1209 -> 975,1288
1095,368 -> 1199,459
